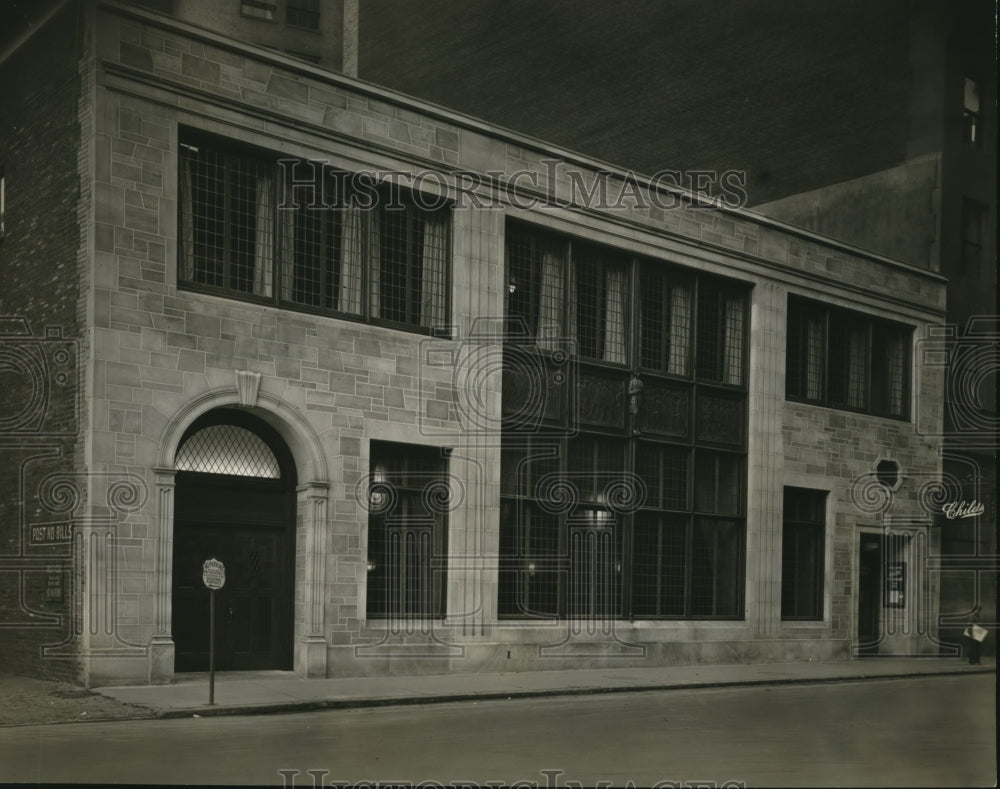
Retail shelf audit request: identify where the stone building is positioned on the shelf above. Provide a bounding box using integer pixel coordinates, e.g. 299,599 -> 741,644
359,0 -> 998,653
0,1 -> 949,686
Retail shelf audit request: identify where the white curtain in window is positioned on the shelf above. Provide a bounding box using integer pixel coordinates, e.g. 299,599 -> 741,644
668,284 -> 690,375
339,205 -> 363,314
805,318 -> 824,400
253,170 -> 273,297
885,333 -> 906,414
180,154 -> 195,281
602,267 -> 626,363
536,248 -> 564,351
722,295 -> 745,385
420,212 -> 448,330
847,327 -> 868,408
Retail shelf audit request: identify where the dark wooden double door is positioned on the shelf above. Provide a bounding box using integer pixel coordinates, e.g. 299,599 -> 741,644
173,474 -> 294,672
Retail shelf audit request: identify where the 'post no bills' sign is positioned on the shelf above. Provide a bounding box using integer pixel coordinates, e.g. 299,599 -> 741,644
202,558 -> 225,590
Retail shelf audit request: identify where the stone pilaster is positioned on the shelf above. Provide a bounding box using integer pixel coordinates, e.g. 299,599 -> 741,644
298,481 -> 330,678
149,468 -> 176,684
746,282 -> 786,637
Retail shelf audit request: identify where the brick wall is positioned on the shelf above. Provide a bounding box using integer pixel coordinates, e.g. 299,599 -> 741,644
0,4 -> 85,682
359,0 -> 914,206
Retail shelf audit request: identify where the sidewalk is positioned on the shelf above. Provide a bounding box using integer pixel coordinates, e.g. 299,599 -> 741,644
0,673 -> 158,727
83,657 -> 995,721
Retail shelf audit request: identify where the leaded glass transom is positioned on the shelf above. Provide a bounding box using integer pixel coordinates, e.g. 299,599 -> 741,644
175,424 -> 281,478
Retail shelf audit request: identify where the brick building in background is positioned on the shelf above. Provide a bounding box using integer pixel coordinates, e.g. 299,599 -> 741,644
358,0 -> 998,654
0,1 -> 957,687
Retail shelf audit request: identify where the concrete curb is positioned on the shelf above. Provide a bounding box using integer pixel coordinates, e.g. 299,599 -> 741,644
154,666 -> 995,720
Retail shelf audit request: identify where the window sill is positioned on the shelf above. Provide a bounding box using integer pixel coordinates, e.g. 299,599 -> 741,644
785,397 -> 911,424
176,281 -> 447,338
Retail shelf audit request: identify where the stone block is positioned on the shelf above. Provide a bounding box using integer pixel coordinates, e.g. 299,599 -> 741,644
181,53 -> 221,84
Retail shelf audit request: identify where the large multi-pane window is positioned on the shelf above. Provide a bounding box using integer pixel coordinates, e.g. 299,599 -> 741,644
786,296 -> 911,419
781,488 -> 826,620
366,442 -> 449,619
500,222 -> 749,620
179,133 -> 450,333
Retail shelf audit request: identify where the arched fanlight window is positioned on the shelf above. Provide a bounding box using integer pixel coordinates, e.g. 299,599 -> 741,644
175,423 -> 282,478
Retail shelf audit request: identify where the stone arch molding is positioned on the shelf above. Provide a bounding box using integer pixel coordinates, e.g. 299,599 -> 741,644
157,387 -> 329,483
149,383 -> 331,683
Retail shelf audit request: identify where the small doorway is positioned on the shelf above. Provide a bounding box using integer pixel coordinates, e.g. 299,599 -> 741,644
857,534 -> 882,655
172,409 -> 296,672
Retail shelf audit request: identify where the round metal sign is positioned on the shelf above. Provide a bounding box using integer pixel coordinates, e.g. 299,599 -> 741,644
202,558 -> 225,590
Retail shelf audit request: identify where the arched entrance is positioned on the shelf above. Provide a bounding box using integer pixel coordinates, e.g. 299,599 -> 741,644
171,408 -> 296,671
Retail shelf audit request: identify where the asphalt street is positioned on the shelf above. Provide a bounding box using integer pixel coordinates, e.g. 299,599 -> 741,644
1,674 -> 994,787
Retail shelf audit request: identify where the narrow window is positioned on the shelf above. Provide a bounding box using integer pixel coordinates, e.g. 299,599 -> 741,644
782,488 -> 826,620
279,166 -> 362,315
961,197 -> 986,274
696,279 -> 747,386
639,266 -> 691,376
573,244 -> 628,364
368,190 -> 449,330
179,142 -> 275,298
366,442 -> 449,619
964,76 -> 982,144
0,166 -> 5,237
505,227 -> 566,348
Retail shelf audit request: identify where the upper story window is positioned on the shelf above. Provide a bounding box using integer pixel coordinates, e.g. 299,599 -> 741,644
178,133 -> 451,334
287,0 -> 320,30
241,0 -> 277,21
504,223 -> 748,386
964,76 -> 982,145
786,296 -> 912,420
961,197 -> 986,274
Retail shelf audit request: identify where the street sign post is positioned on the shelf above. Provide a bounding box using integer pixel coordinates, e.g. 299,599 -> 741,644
202,558 -> 225,705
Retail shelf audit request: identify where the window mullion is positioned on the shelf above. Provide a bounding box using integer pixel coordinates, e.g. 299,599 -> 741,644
822,309 -> 830,405
684,517 -> 693,617
628,258 -> 640,370
361,195 -> 371,321
563,240 -> 573,346
270,162 -> 280,306
864,319 -> 874,413
222,154 -> 233,290
406,202 -> 415,327
317,202 -> 328,309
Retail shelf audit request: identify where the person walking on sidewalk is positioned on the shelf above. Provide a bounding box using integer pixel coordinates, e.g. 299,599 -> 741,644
964,605 -> 986,665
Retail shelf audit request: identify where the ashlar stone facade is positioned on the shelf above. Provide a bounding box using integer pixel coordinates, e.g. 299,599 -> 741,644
1,1 -> 948,686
